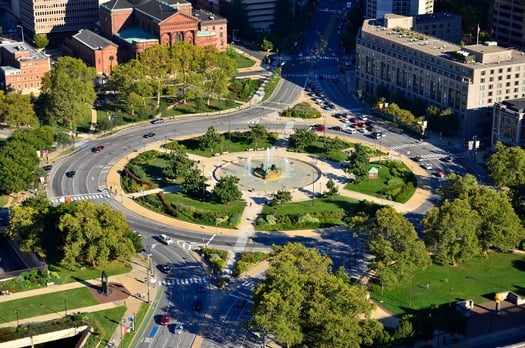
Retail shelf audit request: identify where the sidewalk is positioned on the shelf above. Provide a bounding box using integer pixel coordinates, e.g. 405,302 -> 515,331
0,258 -> 156,348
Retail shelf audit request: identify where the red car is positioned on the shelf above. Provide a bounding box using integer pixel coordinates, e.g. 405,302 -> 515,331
91,145 -> 104,153
160,313 -> 170,325
310,125 -> 325,132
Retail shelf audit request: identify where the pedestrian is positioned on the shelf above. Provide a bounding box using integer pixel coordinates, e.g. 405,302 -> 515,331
249,202 -> 252,207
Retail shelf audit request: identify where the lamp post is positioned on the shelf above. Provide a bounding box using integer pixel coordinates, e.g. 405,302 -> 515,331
64,299 -> 68,316
232,29 -> 238,45
15,309 -> 19,327
449,288 -> 454,307
16,25 -> 24,43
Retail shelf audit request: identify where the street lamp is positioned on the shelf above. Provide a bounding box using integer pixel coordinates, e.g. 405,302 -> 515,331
449,288 -> 454,307
64,299 -> 68,316
15,309 -> 19,327
232,29 -> 238,45
16,25 -> 24,43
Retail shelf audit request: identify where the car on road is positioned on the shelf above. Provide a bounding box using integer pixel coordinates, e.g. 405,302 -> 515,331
329,125 -> 343,132
160,313 -> 170,325
442,156 -> 453,162
432,171 -> 446,178
192,299 -> 203,312
158,234 -> 173,245
151,118 -> 164,124
173,322 -> 183,334
143,132 -> 156,138
65,170 -> 76,178
370,131 -> 385,139
413,155 -> 423,162
91,145 -> 104,153
159,264 -> 172,273
421,162 -> 433,170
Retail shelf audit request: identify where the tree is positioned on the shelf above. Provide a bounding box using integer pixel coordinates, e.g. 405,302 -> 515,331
0,92 -> 38,127
0,140 -> 40,193
347,143 -> 369,182
212,175 -> 242,204
248,124 -> 268,148
488,142 -> 525,189
364,207 -> 431,287
426,105 -> 457,135
33,33 -> 49,49
58,201 -> 135,269
171,42 -> 203,103
325,178 -> 338,197
200,126 -> 222,151
423,199 -> 481,266
251,243 -> 383,348
163,147 -> 192,179
470,186 -> 525,254
40,57 -> 96,130
109,59 -> 152,114
180,168 -> 207,199
201,46 -> 236,105
289,128 -> 317,151
273,189 -> 292,204
437,173 -> 478,201
139,44 -> 173,109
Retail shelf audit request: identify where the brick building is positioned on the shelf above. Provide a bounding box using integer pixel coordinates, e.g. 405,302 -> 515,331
0,42 -> 51,95
100,0 -> 227,62
63,29 -> 119,75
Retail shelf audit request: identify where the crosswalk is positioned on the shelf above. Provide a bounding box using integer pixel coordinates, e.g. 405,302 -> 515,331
282,73 -> 338,79
161,277 -> 208,286
49,192 -> 110,205
240,279 -> 258,290
297,55 -> 339,61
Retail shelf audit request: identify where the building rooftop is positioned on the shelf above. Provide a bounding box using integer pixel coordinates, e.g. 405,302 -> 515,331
361,19 -> 525,68
500,98 -> 525,112
115,27 -> 158,44
0,66 -> 20,75
192,9 -> 225,21
73,29 -> 117,50
1,42 -> 49,61
101,0 -> 134,11
135,0 -> 192,22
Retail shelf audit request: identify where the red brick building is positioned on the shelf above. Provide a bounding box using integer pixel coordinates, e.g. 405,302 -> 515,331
100,0 -> 227,62
0,42 -> 51,95
63,29 -> 119,75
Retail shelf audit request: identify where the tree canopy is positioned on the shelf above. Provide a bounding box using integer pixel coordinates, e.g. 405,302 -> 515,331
251,243 -> 385,348
40,56 -> 97,130
212,175 -> 242,204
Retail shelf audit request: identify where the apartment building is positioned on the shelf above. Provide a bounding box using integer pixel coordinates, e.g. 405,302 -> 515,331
356,15 -> 525,138
492,98 -> 525,147
0,42 -> 51,95
366,0 -> 434,19
14,0 -> 100,35
491,0 -> 525,50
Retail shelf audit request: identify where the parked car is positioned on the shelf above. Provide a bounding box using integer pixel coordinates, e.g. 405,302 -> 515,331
159,234 -> 173,245
160,313 -> 170,325
344,127 -> 356,134
43,165 -> 53,171
329,126 -> 343,132
151,118 -> 164,124
173,322 -> 183,334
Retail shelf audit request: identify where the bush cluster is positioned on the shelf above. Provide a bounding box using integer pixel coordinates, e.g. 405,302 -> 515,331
233,251 -> 269,277
200,248 -> 229,274
280,102 -> 321,119
256,210 -> 345,230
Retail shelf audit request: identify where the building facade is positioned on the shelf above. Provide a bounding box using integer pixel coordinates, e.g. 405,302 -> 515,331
490,0 -> 525,50
63,29 -> 119,75
491,98 -> 525,147
15,0 -> 100,35
100,0 -> 227,62
365,0 -> 434,19
0,42 -> 51,95
356,16 -> 525,138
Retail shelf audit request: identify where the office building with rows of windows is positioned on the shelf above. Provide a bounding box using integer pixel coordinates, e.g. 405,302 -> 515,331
490,0 -> 525,51
356,14 -> 525,138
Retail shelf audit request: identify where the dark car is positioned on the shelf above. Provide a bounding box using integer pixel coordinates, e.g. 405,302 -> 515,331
43,165 -> 53,171
329,126 -> 343,132
65,170 -> 76,178
143,132 -> 156,138
151,118 -> 164,125
91,145 -> 104,153
442,156 -> 453,162
192,299 -> 203,312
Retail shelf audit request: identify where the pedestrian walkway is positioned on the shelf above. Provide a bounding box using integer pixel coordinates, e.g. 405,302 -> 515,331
0,257 -> 156,348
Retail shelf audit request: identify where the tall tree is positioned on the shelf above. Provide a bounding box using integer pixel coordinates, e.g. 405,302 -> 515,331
58,201 -> 134,269
200,126 -> 222,151
40,57 -> 96,130
437,173 -> 478,201
290,128 -> 317,151
488,142 -> 525,189
212,175 -> 242,204
33,33 -> 49,49
171,42 -> 203,103
201,46 -> 236,105
251,243 -> 383,348
0,92 -> 38,127
180,168 -> 207,199
364,207 -> 431,287
139,44 -> 172,109
248,124 -> 268,148
347,143 -> 369,182
423,199 -> 481,266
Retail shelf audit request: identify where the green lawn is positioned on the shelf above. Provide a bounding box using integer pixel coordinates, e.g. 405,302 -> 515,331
370,252 -> 525,316
236,54 -> 256,69
0,195 -> 8,207
0,288 -> 98,323
258,195 -> 381,230
344,160 -> 416,203
51,260 -> 132,284
82,307 -> 127,348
